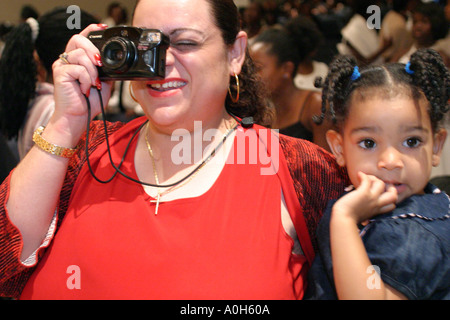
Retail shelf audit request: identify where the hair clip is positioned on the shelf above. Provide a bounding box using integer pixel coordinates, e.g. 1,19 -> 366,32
350,66 -> 361,81
405,61 -> 414,75
26,17 -> 39,43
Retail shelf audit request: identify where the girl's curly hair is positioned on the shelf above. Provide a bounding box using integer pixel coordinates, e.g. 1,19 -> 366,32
315,48 -> 450,132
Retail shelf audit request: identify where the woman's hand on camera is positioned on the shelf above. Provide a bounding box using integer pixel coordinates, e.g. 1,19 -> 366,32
51,23 -> 112,140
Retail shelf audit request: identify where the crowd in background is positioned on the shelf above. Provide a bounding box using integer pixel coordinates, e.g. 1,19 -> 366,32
240,0 -> 449,65
2,1 -> 448,66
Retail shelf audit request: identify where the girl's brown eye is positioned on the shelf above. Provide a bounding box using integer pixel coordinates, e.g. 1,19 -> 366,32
404,137 -> 421,148
358,139 -> 376,149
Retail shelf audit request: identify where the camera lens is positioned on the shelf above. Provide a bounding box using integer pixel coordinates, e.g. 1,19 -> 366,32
101,37 -> 136,72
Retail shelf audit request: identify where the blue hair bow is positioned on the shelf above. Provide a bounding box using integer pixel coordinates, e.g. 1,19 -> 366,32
405,61 -> 414,75
350,66 -> 361,81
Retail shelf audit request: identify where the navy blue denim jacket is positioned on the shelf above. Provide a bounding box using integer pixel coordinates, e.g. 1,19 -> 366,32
305,184 -> 450,300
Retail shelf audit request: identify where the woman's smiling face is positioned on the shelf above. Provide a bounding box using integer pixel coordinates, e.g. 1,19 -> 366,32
131,0 -> 241,132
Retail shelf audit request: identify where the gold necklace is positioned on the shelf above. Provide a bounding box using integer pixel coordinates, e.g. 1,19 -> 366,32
144,121 -> 237,215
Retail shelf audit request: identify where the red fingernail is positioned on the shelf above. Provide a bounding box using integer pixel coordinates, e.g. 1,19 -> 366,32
94,53 -> 102,67
97,23 -> 108,28
85,89 -> 90,98
96,78 -> 102,90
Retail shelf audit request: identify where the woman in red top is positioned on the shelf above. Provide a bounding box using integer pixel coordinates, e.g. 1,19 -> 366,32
0,0 -> 347,299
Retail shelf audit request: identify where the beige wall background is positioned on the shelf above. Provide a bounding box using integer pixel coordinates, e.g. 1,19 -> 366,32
0,0 -> 138,24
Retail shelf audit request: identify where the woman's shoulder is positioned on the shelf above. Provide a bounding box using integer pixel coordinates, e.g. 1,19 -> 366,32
277,132 -> 349,251
247,125 -> 347,187
278,133 -> 342,172
278,133 -> 349,198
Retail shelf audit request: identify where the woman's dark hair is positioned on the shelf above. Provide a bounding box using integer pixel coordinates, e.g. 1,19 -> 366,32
0,7 -> 99,139
107,2 -> 122,16
392,0 -> 409,13
252,27 -> 301,78
315,48 -> 450,132
284,15 -> 323,63
132,0 -> 273,127
20,5 -> 39,21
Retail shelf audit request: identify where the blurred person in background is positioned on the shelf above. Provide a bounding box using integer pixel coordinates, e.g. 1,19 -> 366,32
250,27 -> 333,151
398,1 -> 448,64
284,15 -> 328,92
0,7 -> 99,159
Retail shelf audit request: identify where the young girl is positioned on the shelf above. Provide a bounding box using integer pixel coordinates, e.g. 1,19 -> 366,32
306,48 -> 450,300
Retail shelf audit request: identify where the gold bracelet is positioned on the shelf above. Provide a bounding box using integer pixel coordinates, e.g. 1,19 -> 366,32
32,126 -> 78,158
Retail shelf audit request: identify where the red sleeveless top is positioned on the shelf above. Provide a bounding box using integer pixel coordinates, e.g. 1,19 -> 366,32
20,119 -> 309,299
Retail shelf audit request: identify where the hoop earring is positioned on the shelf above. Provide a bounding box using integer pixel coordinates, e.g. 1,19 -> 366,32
228,73 -> 240,103
129,82 -> 139,103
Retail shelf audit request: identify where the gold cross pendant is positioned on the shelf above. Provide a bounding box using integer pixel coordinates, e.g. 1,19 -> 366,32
150,193 -> 161,215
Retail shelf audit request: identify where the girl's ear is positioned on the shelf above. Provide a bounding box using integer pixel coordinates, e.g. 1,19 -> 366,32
326,129 -> 346,167
229,31 -> 247,75
432,128 -> 447,167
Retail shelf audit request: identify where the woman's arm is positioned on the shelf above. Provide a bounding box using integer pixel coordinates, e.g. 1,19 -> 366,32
5,24 -> 111,260
0,119 -> 125,298
330,172 -> 407,300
